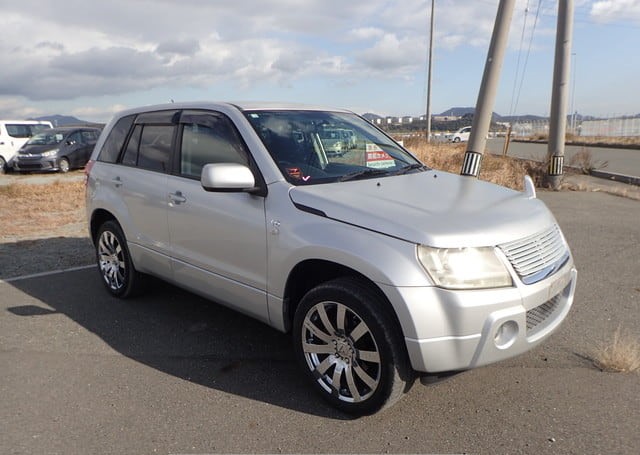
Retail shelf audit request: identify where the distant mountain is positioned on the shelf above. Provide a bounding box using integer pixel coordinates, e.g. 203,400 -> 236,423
31,114 -> 91,127
437,107 -> 477,117
362,113 -> 383,121
437,107 -> 509,121
499,114 -> 548,122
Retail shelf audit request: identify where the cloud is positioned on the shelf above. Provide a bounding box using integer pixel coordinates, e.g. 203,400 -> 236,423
71,104 -> 129,121
356,34 -> 422,73
590,0 -> 640,23
349,27 -> 385,41
156,39 -> 201,57
0,97 -> 46,119
0,0 -> 561,104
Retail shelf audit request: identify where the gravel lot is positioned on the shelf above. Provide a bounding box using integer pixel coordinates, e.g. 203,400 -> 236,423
0,171 -> 93,280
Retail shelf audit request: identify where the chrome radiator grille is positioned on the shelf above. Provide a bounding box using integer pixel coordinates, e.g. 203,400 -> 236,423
499,225 -> 569,284
526,294 -> 561,333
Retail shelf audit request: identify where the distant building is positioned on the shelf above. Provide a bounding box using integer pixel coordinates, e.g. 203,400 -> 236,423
433,115 -> 461,122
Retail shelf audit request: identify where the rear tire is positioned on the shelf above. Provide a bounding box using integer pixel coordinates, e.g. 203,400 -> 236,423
0,157 -> 6,174
293,277 -> 414,415
95,220 -> 144,298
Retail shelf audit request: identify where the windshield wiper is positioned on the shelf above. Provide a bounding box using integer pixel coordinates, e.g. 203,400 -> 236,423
392,163 -> 429,175
338,168 -> 390,182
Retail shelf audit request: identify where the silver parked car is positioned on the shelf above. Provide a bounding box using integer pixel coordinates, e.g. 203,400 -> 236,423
86,102 -> 577,415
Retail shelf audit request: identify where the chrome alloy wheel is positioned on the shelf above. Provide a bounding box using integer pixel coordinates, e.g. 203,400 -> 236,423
301,301 -> 381,403
59,158 -> 70,173
98,230 -> 126,291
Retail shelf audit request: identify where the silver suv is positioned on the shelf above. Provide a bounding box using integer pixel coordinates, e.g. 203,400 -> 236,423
86,102 -> 577,415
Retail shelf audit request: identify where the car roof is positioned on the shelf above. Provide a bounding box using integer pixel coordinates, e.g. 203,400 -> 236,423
112,101 -> 354,118
0,120 -> 52,124
43,127 -> 100,134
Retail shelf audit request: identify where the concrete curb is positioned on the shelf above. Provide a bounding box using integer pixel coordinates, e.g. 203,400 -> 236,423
589,170 -> 640,186
562,174 -> 640,201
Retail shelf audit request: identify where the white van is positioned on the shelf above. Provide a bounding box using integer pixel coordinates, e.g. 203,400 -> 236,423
0,120 -> 53,172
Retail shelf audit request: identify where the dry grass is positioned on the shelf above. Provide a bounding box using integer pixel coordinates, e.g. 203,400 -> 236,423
0,180 -> 86,241
592,327 -> 640,373
568,147 -> 609,174
403,137 -> 548,190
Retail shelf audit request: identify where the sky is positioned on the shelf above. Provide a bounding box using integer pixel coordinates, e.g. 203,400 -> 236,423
1,0 -> 639,123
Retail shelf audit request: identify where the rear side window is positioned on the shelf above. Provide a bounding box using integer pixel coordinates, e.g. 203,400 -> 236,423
97,115 -> 135,163
6,124 -> 34,138
137,125 -> 175,172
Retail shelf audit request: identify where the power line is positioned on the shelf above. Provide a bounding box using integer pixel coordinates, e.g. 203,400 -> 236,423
508,0 -> 530,116
511,0 -> 543,116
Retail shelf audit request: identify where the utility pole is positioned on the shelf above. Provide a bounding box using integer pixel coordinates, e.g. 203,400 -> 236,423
461,0 -> 516,177
546,0 -> 574,190
425,0 -> 435,142
570,52 -> 577,134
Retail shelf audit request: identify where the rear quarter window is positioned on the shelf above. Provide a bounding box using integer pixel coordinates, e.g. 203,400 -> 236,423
97,115 -> 135,163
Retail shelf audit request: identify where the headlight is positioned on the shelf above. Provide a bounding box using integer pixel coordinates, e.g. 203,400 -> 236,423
41,149 -> 59,157
417,245 -> 512,289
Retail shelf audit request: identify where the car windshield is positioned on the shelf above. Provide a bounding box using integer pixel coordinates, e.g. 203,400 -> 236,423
26,132 -> 66,146
244,110 -> 427,185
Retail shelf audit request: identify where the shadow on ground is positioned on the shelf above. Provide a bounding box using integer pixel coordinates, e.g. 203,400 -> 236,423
0,237 -> 94,279
6,268 -> 350,419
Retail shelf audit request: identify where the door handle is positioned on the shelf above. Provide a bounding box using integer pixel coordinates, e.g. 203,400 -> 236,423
168,191 -> 187,205
111,176 -> 123,188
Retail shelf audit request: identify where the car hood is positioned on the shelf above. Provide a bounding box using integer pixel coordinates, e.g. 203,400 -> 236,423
19,144 -> 60,154
288,170 -> 556,247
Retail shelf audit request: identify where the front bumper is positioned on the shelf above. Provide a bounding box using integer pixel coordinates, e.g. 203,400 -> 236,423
13,157 -> 59,172
381,260 -> 577,373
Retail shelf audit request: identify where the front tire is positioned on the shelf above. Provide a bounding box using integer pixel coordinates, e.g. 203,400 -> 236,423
293,277 -> 413,415
95,220 -> 144,298
59,157 -> 70,173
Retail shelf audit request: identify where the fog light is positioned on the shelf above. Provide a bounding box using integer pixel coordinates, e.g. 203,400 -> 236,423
494,320 -> 518,349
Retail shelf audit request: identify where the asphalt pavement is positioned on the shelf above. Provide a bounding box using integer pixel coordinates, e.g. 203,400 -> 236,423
1,191 -> 639,454
486,138 -> 640,179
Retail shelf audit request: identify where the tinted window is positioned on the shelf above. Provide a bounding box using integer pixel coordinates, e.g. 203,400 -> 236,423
138,125 -> 174,172
68,131 -> 83,144
30,124 -> 51,135
6,124 -> 34,138
121,125 -> 142,167
81,130 -> 99,143
179,116 -> 248,179
97,115 -> 135,163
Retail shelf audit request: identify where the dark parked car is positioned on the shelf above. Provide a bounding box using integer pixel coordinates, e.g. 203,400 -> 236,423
13,127 -> 101,173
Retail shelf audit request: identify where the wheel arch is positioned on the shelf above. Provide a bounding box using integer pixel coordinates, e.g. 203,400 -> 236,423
89,208 -> 118,245
282,259 -> 405,339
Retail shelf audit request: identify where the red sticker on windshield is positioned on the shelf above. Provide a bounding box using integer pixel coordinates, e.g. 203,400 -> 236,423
286,167 -> 302,179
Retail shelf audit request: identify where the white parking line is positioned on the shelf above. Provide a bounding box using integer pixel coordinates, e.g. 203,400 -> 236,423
1,264 -> 96,283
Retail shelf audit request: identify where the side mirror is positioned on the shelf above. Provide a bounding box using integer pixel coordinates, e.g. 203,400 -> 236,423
201,163 -> 258,193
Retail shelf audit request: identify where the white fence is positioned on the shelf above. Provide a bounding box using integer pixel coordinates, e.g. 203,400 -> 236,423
579,118 -> 640,137
512,120 -> 549,137
512,116 -> 640,138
